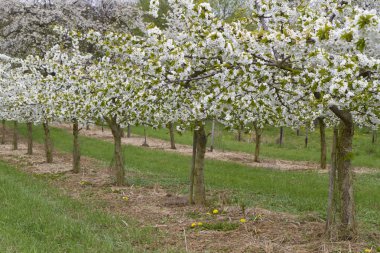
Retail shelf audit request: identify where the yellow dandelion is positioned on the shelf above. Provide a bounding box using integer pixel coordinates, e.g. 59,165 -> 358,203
364,249 -> 372,253
197,222 -> 203,226
122,196 -> 129,201
191,222 -> 197,228
79,180 -> 88,186
240,218 -> 247,223
212,209 -> 219,214
206,212 -> 211,215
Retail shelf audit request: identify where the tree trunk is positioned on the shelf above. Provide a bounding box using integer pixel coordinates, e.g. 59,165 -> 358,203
26,122 -> 33,155
326,126 -> 338,238
372,130 -> 377,144
12,121 -> 18,150
120,128 -> 125,138
106,117 -> 125,186
237,129 -> 242,142
304,127 -> 309,148
279,127 -> 284,147
210,119 -> 215,152
127,124 -> 131,138
296,128 -> 300,136
319,118 -> 327,169
336,118 -> 356,239
1,119 -> 5,144
189,130 -> 197,205
328,106 -> 357,240
142,127 -> 149,147
43,122 -> 53,163
193,124 -> 207,205
86,123 -> 90,130
254,124 -> 262,163
72,119 -> 80,173
169,123 -> 176,149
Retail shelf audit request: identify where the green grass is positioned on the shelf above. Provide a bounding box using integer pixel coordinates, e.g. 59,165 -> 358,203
201,222 -> 239,231
0,161 -> 164,253
14,124 -> 380,234
130,123 -> 380,169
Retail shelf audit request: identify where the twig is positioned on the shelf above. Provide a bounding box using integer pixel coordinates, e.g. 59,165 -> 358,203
154,224 -> 168,228
183,228 -> 188,252
121,220 -> 129,227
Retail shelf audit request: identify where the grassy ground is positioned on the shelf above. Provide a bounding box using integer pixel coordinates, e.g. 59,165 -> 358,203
14,124 -> 380,235
0,161 -> 163,253
130,123 -> 380,169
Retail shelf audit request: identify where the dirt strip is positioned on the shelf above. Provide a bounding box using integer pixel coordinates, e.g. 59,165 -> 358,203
56,124 -> 378,174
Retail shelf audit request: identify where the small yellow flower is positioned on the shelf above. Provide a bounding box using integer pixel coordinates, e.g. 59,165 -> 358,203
206,212 -> 211,215
240,218 -> 247,223
197,222 -> 203,226
364,248 -> 372,253
122,196 -> 129,201
212,209 -> 219,214
79,180 -> 90,186
191,222 -> 197,228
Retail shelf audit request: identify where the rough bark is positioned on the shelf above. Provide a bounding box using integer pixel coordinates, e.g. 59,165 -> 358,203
328,106 -> 357,240
210,119 -> 215,152
12,121 -> 18,150
1,119 -> 5,144
43,122 -> 53,163
279,127 -> 284,147
336,119 -> 356,239
304,127 -> 309,148
189,130 -> 197,205
142,127 -> 149,147
372,130 -> 377,144
127,124 -> 131,138
72,119 -> 80,173
106,117 -> 125,186
169,122 -> 176,149
193,124 -> 207,205
319,117 -> 327,169
326,126 -> 338,238
26,122 -> 33,155
254,124 -> 262,163
237,129 -> 242,142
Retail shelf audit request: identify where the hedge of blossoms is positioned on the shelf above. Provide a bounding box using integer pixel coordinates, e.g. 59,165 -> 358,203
0,0 -> 379,240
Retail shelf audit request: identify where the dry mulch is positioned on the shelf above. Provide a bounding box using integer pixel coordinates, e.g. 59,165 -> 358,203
0,128 -> 377,252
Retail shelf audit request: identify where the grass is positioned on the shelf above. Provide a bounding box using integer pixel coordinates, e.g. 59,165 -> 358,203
0,161 -> 163,253
13,124 -> 380,234
201,222 -> 239,231
129,123 -> 380,169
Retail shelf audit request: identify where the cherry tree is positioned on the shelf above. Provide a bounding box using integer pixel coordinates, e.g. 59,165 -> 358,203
62,28 -> 165,185
241,0 -> 380,239
145,0 -> 262,204
0,55 -> 44,153
0,0 -> 142,57
38,39 -> 94,172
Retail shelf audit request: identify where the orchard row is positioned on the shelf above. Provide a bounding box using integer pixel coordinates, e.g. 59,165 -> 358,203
0,0 -> 379,240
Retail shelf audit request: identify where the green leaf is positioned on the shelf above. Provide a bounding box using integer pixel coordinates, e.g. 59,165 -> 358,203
357,14 -> 374,29
316,24 -> 332,41
356,38 -> 366,52
341,31 -> 353,42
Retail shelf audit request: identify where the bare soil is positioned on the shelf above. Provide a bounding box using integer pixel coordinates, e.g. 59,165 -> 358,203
0,127 -> 377,252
